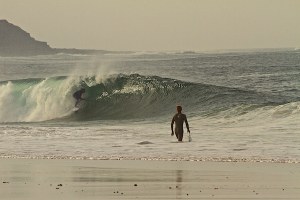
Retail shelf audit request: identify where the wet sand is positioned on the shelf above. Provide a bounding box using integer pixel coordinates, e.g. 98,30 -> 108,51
0,159 -> 299,199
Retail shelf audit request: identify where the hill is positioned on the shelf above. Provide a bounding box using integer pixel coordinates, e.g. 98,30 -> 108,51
0,20 -> 129,56
0,20 -> 54,56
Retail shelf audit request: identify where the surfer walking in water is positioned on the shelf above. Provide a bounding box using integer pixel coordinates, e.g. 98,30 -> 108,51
73,88 -> 86,107
171,105 -> 190,142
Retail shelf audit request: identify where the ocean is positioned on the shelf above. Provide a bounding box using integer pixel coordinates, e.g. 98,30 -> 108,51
1,49 -> 300,163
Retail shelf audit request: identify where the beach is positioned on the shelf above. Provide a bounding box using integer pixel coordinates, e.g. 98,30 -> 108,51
1,50 -> 300,199
1,159 -> 299,199
1,2 -> 300,199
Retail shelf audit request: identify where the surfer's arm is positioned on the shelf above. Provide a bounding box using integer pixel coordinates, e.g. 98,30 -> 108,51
184,115 -> 190,133
171,117 -> 175,135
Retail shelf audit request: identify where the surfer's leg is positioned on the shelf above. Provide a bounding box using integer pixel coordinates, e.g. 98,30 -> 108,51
75,99 -> 80,107
178,132 -> 183,142
175,130 -> 183,142
175,131 -> 179,140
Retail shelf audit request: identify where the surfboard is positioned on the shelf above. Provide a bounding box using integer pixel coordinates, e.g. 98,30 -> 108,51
188,133 -> 192,142
73,107 -> 80,112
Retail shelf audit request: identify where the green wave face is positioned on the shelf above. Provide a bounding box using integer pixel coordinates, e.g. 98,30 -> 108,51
0,74 -> 292,122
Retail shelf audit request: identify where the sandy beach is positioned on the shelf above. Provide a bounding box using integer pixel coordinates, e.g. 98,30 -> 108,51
0,159 -> 299,199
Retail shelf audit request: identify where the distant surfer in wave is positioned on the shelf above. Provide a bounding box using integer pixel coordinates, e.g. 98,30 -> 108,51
171,105 -> 190,142
73,88 -> 86,108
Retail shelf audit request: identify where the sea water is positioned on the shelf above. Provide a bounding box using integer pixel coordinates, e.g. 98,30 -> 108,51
0,50 -> 300,163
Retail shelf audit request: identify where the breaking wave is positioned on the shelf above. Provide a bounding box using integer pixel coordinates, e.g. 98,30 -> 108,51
0,74 -> 298,122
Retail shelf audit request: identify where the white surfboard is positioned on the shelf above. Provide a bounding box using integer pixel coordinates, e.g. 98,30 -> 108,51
188,133 -> 192,142
73,107 -> 80,112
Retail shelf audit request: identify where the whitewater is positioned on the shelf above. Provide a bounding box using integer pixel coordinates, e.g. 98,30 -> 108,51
0,50 -> 300,163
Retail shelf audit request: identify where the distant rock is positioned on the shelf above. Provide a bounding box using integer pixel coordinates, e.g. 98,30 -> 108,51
52,48 -> 120,55
0,20 -> 54,56
0,20 -> 132,57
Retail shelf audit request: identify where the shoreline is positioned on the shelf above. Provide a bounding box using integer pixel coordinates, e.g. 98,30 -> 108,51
1,158 -> 299,199
0,155 -> 299,164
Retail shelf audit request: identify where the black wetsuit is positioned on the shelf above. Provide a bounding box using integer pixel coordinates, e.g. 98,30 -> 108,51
171,113 -> 189,141
73,90 -> 83,99
73,90 -> 84,107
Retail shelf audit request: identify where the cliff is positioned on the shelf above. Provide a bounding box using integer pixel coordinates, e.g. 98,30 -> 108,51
0,20 -> 55,56
0,20 -> 130,57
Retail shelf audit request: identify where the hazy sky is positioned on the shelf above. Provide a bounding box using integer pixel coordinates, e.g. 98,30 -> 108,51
1,0 -> 300,51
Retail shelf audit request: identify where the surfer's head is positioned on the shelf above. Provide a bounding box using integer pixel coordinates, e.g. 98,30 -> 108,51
176,105 -> 182,113
81,88 -> 86,93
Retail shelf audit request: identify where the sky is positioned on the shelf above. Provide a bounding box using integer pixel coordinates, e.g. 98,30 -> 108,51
1,0 -> 300,51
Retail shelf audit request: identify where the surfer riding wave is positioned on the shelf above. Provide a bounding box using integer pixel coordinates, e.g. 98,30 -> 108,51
73,88 -> 86,108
